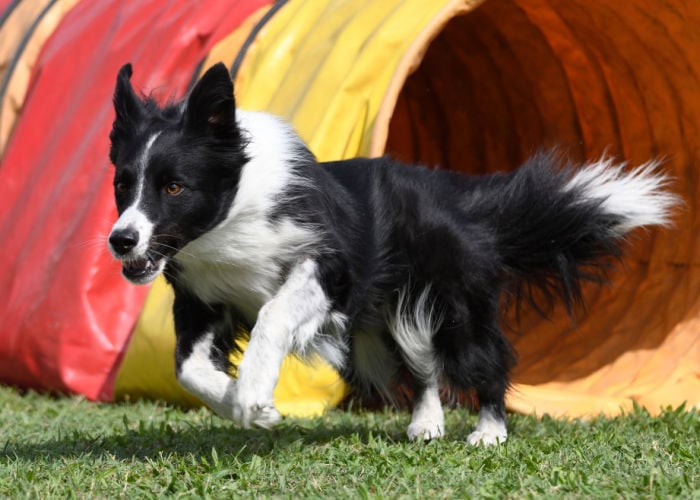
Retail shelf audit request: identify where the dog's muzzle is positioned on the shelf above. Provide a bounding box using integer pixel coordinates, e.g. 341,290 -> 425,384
108,228 -> 166,284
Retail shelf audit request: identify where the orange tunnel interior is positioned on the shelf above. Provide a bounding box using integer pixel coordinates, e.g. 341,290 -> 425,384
381,0 -> 699,405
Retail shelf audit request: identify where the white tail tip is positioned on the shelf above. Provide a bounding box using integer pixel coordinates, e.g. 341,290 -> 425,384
565,157 -> 681,235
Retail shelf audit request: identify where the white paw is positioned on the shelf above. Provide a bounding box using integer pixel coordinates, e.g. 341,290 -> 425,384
232,390 -> 281,429
467,429 -> 507,446
232,401 -> 281,429
407,421 -> 445,441
253,404 -> 282,429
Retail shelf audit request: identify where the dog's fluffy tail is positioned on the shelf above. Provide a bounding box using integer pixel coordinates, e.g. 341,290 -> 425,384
490,151 -> 680,312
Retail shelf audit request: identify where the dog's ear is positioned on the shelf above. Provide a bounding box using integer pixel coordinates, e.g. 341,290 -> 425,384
184,63 -> 237,137
112,63 -> 144,126
110,63 -> 144,164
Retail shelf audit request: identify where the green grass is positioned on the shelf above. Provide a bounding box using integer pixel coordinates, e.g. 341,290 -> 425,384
0,386 -> 698,498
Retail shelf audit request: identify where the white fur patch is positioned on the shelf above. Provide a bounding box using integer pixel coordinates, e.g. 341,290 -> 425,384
407,382 -> 445,441
233,111 -> 315,214
468,407 -> 508,446
565,157 -> 678,235
177,332 -> 237,419
388,285 -> 443,383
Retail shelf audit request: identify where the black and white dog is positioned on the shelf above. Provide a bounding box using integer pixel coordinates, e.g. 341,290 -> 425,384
108,63 -> 677,445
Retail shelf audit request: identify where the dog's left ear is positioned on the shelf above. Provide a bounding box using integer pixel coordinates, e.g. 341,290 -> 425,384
185,63 -> 237,137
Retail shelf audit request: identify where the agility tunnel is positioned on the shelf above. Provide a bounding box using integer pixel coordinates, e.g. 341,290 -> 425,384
1,0 -> 698,417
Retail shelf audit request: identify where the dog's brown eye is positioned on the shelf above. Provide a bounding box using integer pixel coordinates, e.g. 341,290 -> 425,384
165,183 -> 183,195
115,181 -> 128,193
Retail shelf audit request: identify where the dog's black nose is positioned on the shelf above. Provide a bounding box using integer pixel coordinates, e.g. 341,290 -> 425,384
109,229 -> 139,255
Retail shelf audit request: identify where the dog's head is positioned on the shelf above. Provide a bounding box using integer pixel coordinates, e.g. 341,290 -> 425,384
107,63 -> 247,284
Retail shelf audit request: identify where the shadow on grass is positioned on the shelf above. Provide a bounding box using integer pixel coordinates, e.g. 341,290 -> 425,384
1,413 -> 410,463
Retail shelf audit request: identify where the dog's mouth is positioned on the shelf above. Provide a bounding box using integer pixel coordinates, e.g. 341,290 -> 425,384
121,240 -> 179,285
122,253 -> 165,284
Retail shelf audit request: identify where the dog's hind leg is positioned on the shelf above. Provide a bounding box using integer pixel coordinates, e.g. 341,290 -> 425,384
233,258 -> 334,429
467,399 -> 508,446
466,322 -> 512,446
407,380 -> 445,441
434,304 -> 514,446
389,286 -> 446,441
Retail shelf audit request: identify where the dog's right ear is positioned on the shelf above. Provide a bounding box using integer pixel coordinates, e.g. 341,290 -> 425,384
110,63 -> 144,164
113,63 -> 143,125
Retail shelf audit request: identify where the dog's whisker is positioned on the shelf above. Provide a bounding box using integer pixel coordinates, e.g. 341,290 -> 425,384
74,237 -> 110,251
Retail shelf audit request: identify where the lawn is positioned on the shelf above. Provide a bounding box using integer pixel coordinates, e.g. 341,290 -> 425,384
0,386 -> 697,498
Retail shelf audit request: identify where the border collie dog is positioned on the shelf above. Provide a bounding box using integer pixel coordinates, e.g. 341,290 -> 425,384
108,63 -> 677,446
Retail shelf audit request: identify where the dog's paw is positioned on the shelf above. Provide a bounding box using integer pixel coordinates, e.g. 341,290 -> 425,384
467,429 -> 507,446
232,395 -> 281,429
407,421 -> 445,441
250,404 -> 282,429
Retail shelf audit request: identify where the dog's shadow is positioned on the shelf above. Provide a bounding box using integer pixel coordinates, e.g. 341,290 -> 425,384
1,412 -> 412,463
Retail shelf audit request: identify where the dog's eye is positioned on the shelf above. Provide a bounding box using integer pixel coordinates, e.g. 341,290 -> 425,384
165,183 -> 183,196
115,181 -> 129,194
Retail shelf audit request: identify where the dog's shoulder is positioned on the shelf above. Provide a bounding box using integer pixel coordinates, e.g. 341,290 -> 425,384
237,110 -> 315,169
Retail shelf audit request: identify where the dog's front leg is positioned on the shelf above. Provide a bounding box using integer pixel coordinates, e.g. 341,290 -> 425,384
173,293 -> 238,419
233,258 -> 331,429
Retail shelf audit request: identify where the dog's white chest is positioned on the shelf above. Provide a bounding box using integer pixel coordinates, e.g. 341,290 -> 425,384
174,213 -> 317,324
177,258 -> 279,323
